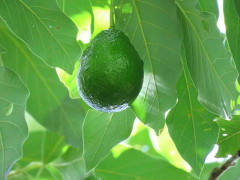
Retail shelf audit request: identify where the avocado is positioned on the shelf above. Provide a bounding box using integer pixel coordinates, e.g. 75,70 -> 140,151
77,28 -> 144,112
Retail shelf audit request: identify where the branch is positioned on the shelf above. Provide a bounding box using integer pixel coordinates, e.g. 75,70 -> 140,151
208,150 -> 240,180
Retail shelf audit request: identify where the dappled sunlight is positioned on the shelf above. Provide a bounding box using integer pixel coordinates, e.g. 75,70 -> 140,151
156,126 -> 192,172
71,12 -> 92,43
70,6 -> 110,43
113,120 -> 192,172
111,144 -> 131,158
92,7 -> 110,37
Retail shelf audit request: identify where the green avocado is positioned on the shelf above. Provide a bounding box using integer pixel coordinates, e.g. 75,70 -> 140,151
77,28 -> 144,112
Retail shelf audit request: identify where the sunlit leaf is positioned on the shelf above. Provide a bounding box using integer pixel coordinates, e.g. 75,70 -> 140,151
0,20 -> 88,147
157,127 -> 191,171
114,0 -> 183,132
57,0 -> 94,43
127,126 -> 160,158
177,0 -> 239,119
95,149 -> 196,180
0,66 -> 29,179
58,61 -> 80,99
217,116 -> 240,157
91,6 -> 110,37
0,0 -> 81,73
83,108 -> 135,171
166,54 -> 219,175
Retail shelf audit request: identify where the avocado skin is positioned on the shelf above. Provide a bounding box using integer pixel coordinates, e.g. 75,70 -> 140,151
77,28 -> 144,112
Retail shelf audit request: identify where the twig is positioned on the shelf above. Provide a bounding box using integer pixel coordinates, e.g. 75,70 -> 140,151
8,162 -> 43,178
208,150 -> 240,180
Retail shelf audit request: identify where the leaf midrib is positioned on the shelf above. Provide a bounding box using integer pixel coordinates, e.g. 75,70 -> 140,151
85,113 -> 114,171
132,0 -> 161,128
177,2 -> 236,102
180,57 -> 198,171
44,136 -> 64,163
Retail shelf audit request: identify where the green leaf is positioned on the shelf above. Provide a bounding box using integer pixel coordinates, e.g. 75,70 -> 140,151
114,0 -> 183,132
55,147 -> 86,180
19,131 -> 44,166
218,161 -> 240,180
200,162 -> 220,180
43,132 -> 65,164
9,166 -> 63,180
91,0 -> 109,8
198,0 -> 219,17
0,45 -> 6,65
9,131 -> 85,180
0,0 -> 81,73
57,0 -> 94,37
166,54 -> 219,175
45,98 -> 89,147
0,66 -> 29,179
16,131 -> 65,166
217,116 -> 240,157
157,127 -> 191,171
177,0 -> 239,119
0,46 -> 5,53
0,20 -> 88,147
58,61 -> 81,99
95,149 -> 196,180
0,45 -> 6,56
224,0 -> 240,80
127,127 -> 161,158
83,109 -> 135,171
37,167 -> 63,180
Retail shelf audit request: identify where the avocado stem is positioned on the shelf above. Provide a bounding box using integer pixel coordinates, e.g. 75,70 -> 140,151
110,0 -> 115,28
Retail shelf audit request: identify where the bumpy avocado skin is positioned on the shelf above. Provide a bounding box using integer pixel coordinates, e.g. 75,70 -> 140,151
77,28 -> 144,112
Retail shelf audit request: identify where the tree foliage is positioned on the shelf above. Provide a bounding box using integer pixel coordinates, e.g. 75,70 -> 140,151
0,0 -> 240,179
